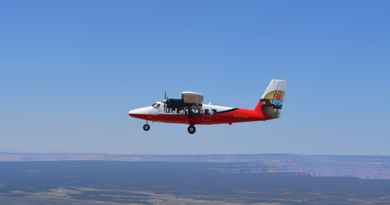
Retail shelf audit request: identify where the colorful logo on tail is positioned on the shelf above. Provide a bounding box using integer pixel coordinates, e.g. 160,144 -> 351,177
264,90 -> 285,109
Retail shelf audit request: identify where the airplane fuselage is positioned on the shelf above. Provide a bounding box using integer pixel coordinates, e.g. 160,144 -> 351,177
128,79 -> 286,134
128,102 -> 271,125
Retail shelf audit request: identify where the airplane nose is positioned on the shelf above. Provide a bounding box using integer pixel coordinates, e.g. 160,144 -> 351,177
128,107 -> 150,118
129,108 -> 141,116
129,106 -> 156,119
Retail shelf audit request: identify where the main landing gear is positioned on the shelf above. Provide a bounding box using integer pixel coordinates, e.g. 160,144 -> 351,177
187,125 -> 196,135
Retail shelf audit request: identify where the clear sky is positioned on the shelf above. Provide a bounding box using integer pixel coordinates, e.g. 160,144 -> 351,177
1,0 -> 389,155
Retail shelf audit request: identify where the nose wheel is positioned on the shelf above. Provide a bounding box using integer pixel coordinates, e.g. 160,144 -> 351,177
143,124 -> 151,131
187,125 -> 196,134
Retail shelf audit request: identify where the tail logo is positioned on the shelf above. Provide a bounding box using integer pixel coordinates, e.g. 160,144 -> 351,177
260,79 -> 287,114
264,90 -> 285,109
273,90 -> 284,101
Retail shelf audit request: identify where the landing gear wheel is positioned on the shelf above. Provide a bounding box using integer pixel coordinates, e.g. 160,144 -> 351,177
143,124 -> 151,131
187,125 -> 196,134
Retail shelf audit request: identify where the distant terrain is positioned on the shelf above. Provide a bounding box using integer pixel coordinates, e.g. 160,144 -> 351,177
1,153 -> 390,179
1,154 -> 390,204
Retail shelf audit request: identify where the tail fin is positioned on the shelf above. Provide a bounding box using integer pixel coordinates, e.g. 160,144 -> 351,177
261,79 -> 287,109
256,79 -> 287,119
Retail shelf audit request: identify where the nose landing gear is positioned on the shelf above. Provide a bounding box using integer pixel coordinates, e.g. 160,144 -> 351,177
187,125 -> 196,134
143,123 -> 151,131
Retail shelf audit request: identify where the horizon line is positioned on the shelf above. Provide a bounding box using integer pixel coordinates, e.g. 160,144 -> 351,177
1,152 -> 390,157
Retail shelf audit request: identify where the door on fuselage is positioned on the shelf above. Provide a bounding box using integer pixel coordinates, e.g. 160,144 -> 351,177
200,107 -> 217,123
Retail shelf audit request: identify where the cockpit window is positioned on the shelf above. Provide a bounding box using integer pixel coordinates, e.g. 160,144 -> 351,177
152,102 -> 161,109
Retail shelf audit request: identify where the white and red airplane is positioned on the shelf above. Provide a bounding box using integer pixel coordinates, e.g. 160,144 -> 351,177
129,79 -> 286,134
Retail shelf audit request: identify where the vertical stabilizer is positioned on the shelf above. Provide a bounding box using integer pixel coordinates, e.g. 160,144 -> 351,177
261,79 -> 286,109
256,79 -> 287,119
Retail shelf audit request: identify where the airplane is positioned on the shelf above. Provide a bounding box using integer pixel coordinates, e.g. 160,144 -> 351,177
128,79 -> 286,134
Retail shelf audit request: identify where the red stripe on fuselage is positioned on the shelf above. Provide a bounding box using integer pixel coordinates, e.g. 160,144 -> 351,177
129,108 -> 271,125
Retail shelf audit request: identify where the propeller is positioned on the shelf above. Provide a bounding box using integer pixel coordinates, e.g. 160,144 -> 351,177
160,91 -> 168,112
162,91 -> 168,103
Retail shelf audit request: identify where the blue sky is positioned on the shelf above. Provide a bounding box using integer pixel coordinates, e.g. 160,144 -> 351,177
1,0 -> 389,155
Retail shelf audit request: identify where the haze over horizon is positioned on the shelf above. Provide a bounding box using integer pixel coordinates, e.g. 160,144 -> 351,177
1,0 -> 389,155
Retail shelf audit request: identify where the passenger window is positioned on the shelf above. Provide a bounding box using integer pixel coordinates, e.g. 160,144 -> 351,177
205,109 -> 210,115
